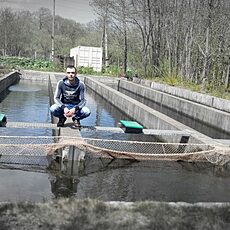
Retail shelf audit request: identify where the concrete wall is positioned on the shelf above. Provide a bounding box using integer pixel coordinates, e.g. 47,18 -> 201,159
132,77 -> 230,113
0,72 -> 220,144
0,71 -> 20,94
119,80 -> 230,135
85,77 -> 219,144
20,70 -> 52,81
19,70 -> 56,107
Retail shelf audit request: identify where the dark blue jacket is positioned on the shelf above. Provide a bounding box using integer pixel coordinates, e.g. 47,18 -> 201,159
54,77 -> 86,109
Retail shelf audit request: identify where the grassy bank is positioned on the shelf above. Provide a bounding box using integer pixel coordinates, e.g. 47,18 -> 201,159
1,56 -> 229,99
0,199 -> 229,230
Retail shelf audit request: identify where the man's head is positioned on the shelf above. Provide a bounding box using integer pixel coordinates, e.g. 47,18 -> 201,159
66,65 -> 77,82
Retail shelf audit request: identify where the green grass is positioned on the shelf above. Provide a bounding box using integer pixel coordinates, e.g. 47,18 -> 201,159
148,75 -> 229,100
0,56 -> 54,71
1,56 -> 229,100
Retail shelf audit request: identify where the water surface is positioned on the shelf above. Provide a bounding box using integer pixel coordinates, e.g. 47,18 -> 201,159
1,160 -> 230,203
0,78 -> 230,203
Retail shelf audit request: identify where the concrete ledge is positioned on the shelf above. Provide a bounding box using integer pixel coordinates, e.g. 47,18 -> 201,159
6,121 -> 58,129
132,77 -> 230,113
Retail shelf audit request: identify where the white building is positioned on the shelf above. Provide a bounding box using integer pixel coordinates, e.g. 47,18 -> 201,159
70,46 -> 103,72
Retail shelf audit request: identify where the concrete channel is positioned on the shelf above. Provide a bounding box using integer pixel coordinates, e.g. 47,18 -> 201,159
1,70 -> 230,154
85,77 -> 228,146
0,70 -> 230,229
1,70 -> 229,147
119,79 -> 230,137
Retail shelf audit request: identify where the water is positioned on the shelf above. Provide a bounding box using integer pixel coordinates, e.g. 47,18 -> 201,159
80,87 -> 131,128
0,169 -> 52,202
0,78 -> 230,203
2,80 -> 50,123
75,159 -> 230,203
0,80 -> 51,136
119,88 -> 230,139
0,160 -> 230,203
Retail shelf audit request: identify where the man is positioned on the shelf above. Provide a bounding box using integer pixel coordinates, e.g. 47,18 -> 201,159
50,65 -> 90,127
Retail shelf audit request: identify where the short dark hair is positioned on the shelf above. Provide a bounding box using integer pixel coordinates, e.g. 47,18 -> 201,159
66,65 -> 76,71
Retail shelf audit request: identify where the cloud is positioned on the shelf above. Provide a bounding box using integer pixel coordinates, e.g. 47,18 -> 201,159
0,0 -> 97,23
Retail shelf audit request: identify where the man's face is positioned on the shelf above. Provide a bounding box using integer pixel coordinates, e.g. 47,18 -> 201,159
66,67 -> 76,81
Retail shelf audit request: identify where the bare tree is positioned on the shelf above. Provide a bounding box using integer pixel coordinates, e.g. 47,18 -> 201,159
90,0 -> 112,67
0,8 -> 15,56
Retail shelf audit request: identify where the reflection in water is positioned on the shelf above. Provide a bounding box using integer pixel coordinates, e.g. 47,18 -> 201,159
1,158 -> 229,202
77,159 -> 230,202
49,173 -> 79,198
47,157 -> 83,198
46,157 -> 230,203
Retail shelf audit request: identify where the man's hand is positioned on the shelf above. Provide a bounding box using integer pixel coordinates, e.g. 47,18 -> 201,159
64,107 -> 76,117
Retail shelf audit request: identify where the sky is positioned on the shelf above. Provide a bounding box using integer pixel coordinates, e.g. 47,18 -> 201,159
0,0 -> 97,23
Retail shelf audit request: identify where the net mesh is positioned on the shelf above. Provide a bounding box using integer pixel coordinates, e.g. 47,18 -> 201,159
0,136 -> 229,167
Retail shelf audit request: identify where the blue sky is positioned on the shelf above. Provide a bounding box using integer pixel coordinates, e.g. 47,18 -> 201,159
0,0 -> 97,23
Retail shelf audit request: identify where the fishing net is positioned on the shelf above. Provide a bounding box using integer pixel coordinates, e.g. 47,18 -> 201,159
0,136 -> 229,168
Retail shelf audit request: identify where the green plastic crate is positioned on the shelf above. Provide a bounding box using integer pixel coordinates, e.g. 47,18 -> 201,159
119,120 -> 143,133
0,113 -> 7,127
